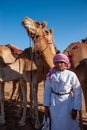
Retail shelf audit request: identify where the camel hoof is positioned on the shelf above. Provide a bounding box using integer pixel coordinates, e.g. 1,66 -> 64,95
19,120 -> 25,126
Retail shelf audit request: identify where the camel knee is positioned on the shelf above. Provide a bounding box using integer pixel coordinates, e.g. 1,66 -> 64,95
21,101 -> 27,108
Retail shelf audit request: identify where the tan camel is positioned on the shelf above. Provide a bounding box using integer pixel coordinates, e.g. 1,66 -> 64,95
0,44 -> 23,100
63,41 -> 87,111
6,44 -> 24,100
0,45 -> 28,126
22,18 -> 56,128
22,17 -> 57,128
0,19 -> 56,128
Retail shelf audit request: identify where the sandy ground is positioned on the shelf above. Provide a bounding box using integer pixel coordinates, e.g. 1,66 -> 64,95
0,81 -> 87,130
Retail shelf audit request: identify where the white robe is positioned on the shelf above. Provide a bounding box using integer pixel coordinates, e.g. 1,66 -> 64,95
44,69 -> 82,130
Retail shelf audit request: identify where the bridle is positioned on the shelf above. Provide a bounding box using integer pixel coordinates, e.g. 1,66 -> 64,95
31,30 -> 54,55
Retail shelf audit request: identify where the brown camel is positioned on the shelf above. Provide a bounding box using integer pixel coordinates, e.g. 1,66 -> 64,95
63,41 -> 87,111
0,19 -> 56,128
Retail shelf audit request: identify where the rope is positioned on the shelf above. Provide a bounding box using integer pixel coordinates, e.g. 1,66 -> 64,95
29,38 -> 34,118
28,37 -> 47,130
29,38 -> 33,83
28,31 -> 53,129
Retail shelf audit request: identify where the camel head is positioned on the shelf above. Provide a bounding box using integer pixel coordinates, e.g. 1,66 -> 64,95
22,17 -> 47,39
22,17 -> 56,55
45,28 -> 54,44
63,42 -> 87,70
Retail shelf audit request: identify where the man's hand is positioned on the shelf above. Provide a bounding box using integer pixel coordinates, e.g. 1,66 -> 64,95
71,109 -> 77,120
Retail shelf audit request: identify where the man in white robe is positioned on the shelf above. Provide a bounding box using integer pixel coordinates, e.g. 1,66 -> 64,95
44,53 -> 82,130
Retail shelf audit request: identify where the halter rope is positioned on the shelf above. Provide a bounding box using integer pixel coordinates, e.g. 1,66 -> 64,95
29,30 -> 54,130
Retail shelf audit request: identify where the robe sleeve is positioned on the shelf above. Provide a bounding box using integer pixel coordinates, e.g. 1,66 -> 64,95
44,79 -> 51,107
72,73 -> 82,110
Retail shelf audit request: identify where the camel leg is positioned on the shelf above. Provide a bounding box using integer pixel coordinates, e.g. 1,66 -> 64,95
29,82 -> 40,129
9,80 -> 18,100
15,84 -> 21,102
19,78 -> 27,126
30,82 -> 34,118
0,82 -> 5,125
33,83 -> 40,129
83,90 -> 87,112
81,82 -> 87,112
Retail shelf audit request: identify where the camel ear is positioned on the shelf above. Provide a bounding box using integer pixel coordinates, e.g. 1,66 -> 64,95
35,21 -> 41,25
50,28 -> 54,33
41,22 -> 47,28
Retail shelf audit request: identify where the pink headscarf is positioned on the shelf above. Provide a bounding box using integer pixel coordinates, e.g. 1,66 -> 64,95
46,53 -> 71,80
53,53 -> 71,68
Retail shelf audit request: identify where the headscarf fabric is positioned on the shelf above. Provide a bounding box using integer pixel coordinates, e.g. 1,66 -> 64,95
46,53 -> 71,80
53,53 -> 71,69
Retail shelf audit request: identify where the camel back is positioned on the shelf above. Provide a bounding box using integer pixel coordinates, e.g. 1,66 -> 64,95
0,45 -> 16,65
6,44 -> 23,58
18,47 -> 42,70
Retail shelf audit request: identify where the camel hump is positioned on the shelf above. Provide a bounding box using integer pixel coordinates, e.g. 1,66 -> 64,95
6,44 -> 23,57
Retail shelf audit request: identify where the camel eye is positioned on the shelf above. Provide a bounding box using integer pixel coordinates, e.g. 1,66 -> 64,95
36,35 -> 39,41
45,30 -> 49,34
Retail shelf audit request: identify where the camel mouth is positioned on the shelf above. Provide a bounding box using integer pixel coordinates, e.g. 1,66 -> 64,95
22,21 -> 30,28
22,21 -> 36,35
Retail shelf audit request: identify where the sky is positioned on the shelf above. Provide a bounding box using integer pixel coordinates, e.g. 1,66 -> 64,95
0,0 -> 87,52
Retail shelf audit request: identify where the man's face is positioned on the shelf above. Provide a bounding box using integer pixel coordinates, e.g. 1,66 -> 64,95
55,61 -> 66,71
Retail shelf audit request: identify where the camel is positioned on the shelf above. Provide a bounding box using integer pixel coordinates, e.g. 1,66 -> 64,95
0,44 -> 23,100
6,44 -> 24,100
63,41 -> 87,111
0,19 -> 56,128
21,17 -> 58,128
0,45 -> 28,126
22,19 -> 57,128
